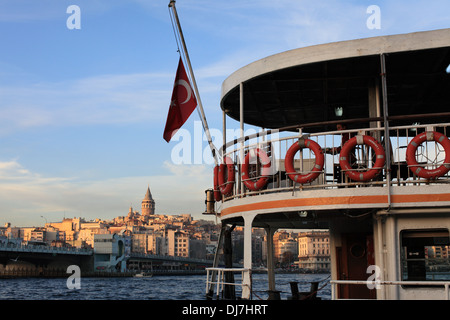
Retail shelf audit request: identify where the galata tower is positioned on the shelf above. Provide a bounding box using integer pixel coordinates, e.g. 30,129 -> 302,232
141,185 -> 155,216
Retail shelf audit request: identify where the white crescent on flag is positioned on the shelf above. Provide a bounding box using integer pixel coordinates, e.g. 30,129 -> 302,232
175,79 -> 192,105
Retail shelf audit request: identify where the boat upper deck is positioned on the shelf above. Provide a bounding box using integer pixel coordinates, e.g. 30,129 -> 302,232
213,29 -> 450,227
220,28 -> 450,132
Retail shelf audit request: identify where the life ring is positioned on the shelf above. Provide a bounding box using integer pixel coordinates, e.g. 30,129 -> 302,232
405,131 -> 450,179
339,135 -> 386,182
213,165 -> 221,202
285,138 -> 324,184
218,157 -> 235,195
242,148 -> 271,191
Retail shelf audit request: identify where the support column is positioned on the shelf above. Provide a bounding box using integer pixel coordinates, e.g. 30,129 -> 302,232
380,54 -> 392,206
265,227 -> 277,292
222,109 -> 226,160
242,214 -> 256,299
224,224 -> 236,300
239,82 -> 244,195
368,78 -> 381,141
206,224 -> 225,299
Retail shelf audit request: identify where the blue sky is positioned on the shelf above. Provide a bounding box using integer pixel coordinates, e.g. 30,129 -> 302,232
0,0 -> 448,226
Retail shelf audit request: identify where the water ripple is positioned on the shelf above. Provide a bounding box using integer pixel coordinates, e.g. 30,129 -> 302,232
0,273 -> 331,300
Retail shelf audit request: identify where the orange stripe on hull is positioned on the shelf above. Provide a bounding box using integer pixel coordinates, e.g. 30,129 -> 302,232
220,193 -> 450,217
391,193 -> 450,203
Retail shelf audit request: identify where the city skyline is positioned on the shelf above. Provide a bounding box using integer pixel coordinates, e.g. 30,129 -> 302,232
0,1 -> 449,227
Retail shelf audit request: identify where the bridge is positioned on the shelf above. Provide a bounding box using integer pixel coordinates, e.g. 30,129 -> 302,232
127,252 -> 215,274
0,242 -> 217,276
0,242 -> 92,255
0,242 -> 93,277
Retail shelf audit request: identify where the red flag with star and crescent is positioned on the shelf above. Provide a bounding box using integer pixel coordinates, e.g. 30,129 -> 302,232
163,57 -> 197,142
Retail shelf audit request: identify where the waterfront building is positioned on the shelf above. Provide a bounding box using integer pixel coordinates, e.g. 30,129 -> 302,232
167,228 -> 189,257
93,233 -> 129,272
278,237 -> 299,265
147,231 -> 167,255
297,230 -> 331,272
272,231 -> 290,262
4,225 -> 21,240
29,228 -> 45,242
131,232 -> 148,254
45,218 -> 82,246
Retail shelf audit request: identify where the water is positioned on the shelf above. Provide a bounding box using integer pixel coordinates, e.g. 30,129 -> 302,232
0,273 -> 331,300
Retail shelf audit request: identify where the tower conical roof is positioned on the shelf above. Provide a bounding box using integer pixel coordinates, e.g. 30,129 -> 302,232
144,186 -> 153,201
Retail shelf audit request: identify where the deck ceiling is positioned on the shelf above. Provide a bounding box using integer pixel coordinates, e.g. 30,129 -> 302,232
221,40 -> 450,132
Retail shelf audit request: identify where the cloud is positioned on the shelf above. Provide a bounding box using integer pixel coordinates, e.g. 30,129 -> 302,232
0,71 -> 173,134
0,52 -> 250,136
0,0 -> 133,23
0,159 -> 213,227
0,160 -> 74,225
0,1 -> 62,22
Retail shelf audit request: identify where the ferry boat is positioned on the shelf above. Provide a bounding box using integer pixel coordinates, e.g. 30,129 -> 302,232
134,271 -> 153,278
205,28 -> 450,300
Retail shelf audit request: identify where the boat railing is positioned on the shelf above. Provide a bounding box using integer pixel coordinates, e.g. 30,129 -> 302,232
205,267 -> 250,300
217,122 -> 450,201
330,279 -> 450,300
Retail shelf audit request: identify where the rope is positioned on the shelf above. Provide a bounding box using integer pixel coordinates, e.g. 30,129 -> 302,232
298,279 -> 331,300
168,6 -> 181,54
167,4 -> 194,87
252,291 -> 264,300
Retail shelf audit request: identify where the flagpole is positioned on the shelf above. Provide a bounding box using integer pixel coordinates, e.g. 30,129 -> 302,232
169,0 -> 219,166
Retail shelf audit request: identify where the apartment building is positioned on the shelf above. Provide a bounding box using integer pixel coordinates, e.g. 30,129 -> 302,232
297,230 -> 330,272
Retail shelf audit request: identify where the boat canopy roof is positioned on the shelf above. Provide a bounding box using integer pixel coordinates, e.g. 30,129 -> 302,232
220,29 -> 450,132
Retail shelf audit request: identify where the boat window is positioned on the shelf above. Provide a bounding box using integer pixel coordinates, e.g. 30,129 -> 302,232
400,229 -> 450,282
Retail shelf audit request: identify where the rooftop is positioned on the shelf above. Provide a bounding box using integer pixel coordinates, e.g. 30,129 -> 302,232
221,28 -> 450,132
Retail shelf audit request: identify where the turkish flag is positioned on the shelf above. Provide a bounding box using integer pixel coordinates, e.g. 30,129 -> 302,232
163,57 -> 197,142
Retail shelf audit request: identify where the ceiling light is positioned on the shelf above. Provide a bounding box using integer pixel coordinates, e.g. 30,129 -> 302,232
298,211 -> 308,218
335,106 -> 343,117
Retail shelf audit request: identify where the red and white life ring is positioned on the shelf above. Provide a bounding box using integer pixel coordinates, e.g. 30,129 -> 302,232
218,157 -> 235,195
285,139 -> 324,184
406,131 -> 450,179
339,135 -> 386,182
213,165 -> 221,202
242,148 -> 271,191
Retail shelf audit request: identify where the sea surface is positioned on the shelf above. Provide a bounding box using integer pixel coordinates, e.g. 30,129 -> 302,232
0,273 -> 331,300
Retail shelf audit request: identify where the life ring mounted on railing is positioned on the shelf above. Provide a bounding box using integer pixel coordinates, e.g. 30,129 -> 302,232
214,132 -> 391,198
213,157 -> 236,201
405,131 -> 450,179
218,156 -> 236,195
242,148 -> 271,191
339,135 -> 386,182
285,138 -> 324,184
213,165 -> 221,202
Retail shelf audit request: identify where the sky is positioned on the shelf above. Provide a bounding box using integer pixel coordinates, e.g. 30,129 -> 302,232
0,0 -> 448,227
